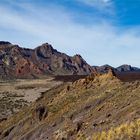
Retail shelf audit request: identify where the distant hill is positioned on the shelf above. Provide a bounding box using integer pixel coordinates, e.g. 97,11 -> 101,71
93,64 -> 113,73
93,64 -> 140,73
116,64 -> 140,72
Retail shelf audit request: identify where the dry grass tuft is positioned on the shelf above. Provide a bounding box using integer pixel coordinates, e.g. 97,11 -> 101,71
92,119 -> 140,140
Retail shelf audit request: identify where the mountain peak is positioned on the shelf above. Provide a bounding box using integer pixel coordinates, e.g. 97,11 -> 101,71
0,41 -> 11,45
35,43 -> 56,55
73,54 -> 82,58
116,64 -> 140,72
41,43 -> 53,48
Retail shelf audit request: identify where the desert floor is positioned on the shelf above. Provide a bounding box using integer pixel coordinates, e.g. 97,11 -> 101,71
0,77 -> 62,121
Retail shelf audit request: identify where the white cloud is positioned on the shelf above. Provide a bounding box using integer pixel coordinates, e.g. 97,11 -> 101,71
77,0 -> 112,7
76,0 -> 115,16
0,1 -> 140,67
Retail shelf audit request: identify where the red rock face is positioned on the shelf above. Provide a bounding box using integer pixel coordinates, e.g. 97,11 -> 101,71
0,41 -> 94,78
15,58 -> 43,76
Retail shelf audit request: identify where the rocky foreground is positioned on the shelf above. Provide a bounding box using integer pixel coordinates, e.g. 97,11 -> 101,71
1,70 -> 140,140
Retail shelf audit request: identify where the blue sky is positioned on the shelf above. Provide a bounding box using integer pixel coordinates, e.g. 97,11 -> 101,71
0,0 -> 140,67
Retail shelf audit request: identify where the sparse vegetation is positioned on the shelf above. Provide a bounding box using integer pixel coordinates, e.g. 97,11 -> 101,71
1,73 -> 140,140
0,91 -> 29,120
92,119 -> 140,140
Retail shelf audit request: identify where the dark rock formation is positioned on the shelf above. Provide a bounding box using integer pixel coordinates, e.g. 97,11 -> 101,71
35,104 -> 48,121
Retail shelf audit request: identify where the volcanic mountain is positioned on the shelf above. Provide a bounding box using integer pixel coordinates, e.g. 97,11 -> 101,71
0,41 -> 94,78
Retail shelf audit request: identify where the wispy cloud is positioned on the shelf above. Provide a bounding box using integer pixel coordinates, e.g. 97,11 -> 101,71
77,0 -> 112,5
0,1 -> 140,67
76,0 -> 115,15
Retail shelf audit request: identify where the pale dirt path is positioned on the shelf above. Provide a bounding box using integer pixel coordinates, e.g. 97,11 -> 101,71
0,78 -> 62,102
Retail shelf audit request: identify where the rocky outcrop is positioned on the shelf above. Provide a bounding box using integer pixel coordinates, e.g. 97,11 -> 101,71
34,104 -> 48,121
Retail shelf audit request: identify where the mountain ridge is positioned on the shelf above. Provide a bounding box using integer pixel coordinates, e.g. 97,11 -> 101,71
0,41 -> 94,78
0,41 -> 140,79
